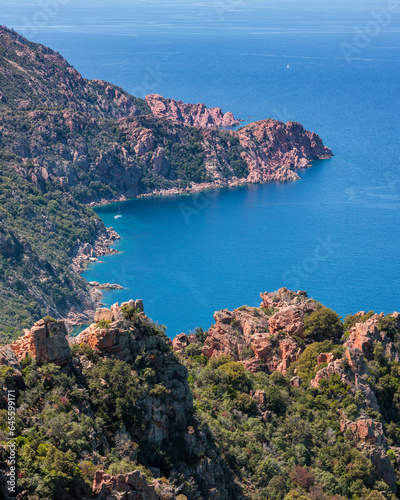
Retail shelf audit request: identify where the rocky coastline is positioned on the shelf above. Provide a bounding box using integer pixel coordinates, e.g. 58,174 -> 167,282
61,227 -> 122,330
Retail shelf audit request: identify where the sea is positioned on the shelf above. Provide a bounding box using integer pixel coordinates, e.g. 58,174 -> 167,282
3,0 -> 400,337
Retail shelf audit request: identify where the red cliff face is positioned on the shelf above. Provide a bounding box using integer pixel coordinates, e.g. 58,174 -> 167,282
346,314 -> 399,361
145,94 -> 241,128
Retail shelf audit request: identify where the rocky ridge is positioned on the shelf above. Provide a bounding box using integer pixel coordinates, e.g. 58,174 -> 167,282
197,288 -> 319,373
145,94 -> 242,128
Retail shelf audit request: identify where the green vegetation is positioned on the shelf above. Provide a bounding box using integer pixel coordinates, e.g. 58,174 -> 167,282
2,306 -> 400,499
289,341 -> 338,381
0,317 -> 192,498
96,319 -> 112,330
303,306 -> 343,340
0,159 -> 102,340
184,349 -> 393,499
344,311 -> 375,330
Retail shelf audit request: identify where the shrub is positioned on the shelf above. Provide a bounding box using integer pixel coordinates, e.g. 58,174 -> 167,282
377,315 -> 398,340
185,343 -> 202,357
261,307 -> 278,316
344,310 -> 374,329
42,315 -> 57,323
289,465 -> 315,490
270,371 -> 288,387
230,393 -> 258,414
264,475 -> 287,500
239,347 -> 254,361
290,341 -> 337,381
121,305 -> 136,320
264,386 -> 287,414
219,361 -> 250,391
284,492 -> 311,500
304,307 -> 343,340
86,359 -> 140,427
97,319 -> 111,330
149,384 -> 169,400
21,354 -> 33,368
365,492 -> 386,500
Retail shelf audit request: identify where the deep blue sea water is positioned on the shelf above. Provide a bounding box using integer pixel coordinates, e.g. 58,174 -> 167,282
3,1 -> 400,336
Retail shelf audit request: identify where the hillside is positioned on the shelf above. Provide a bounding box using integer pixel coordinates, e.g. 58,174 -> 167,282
0,25 -> 332,338
0,290 -> 399,499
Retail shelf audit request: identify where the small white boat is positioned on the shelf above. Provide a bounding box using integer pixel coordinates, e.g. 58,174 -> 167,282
286,64 -> 290,69
114,208 -> 122,219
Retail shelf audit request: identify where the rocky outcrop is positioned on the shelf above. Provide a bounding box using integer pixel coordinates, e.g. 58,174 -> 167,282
200,288 -> 319,373
11,318 -> 71,366
237,120 -> 333,183
172,332 -> 199,353
0,346 -> 21,373
341,418 -> 386,447
290,376 -> 302,388
146,94 -> 241,128
90,470 -> 160,500
72,301 -> 144,362
89,282 -> 124,290
72,227 -> 121,273
345,314 -> 398,361
316,352 -> 335,365
340,418 -> 396,491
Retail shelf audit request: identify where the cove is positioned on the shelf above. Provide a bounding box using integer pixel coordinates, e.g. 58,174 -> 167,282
83,160 -> 400,338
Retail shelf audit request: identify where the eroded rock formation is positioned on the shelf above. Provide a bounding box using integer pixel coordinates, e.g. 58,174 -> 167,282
201,288 -> 319,373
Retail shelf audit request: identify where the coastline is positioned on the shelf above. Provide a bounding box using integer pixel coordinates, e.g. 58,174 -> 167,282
66,177 -> 265,328
64,227 -> 122,331
86,172 -> 300,209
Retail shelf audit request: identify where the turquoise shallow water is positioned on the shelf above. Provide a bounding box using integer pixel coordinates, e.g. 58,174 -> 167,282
3,1 -> 400,336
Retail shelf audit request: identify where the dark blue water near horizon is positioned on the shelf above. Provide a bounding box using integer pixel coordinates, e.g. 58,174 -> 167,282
3,1 -> 400,336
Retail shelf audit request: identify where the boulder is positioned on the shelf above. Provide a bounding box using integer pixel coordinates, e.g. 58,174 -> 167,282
290,376 -> 302,388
